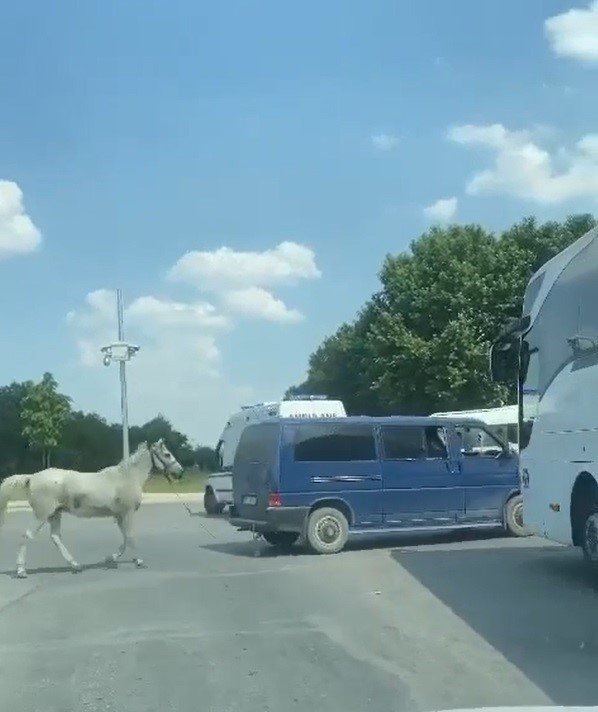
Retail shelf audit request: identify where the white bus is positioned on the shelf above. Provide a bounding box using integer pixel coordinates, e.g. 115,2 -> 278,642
431,405 -> 518,451
491,225 -> 598,563
204,396 -> 346,514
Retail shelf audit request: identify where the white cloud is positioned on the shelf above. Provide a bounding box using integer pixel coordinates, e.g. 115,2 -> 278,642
167,241 -> 320,289
127,296 -> 229,331
371,133 -> 399,151
448,122 -> 598,203
423,197 -> 458,223
0,180 -> 41,258
66,289 -> 116,329
66,288 -> 242,440
545,1 -> 598,62
67,291 -> 227,368
67,238 -> 319,440
223,287 -> 303,323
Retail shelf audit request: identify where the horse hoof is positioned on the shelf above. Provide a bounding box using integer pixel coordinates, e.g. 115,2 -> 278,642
134,558 -> 146,569
71,563 -> 82,574
15,568 -> 27,579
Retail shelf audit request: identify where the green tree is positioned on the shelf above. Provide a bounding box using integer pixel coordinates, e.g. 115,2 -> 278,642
21,373 -> 71,468
130,414 -> 196,467
291,214 -> 596,416
0,381 -> 37,476
55,411 -> 121,471
287,303 -> 387,415
194,445 -> 220,472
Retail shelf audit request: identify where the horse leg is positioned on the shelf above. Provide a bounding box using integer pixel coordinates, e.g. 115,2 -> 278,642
48,511 -> 81,572
15,520 -> 45,579
121,511 -> 145,568
105,515 -> 127,565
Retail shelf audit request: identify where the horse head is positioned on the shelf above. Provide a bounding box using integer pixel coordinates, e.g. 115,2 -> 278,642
149,439 -> 184,480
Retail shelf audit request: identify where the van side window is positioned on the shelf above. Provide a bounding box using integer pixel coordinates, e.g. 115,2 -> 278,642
454,425 -> 503,458
293,424 -> 376,462
381,426 -> 447,460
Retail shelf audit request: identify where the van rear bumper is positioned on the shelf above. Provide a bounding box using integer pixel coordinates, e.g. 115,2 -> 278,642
229,506 -> 309,533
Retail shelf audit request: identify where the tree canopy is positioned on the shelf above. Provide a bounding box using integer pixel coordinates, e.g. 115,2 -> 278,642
291,214 -> 596,416
0,376 -> 217,479
21,372 -> 71,468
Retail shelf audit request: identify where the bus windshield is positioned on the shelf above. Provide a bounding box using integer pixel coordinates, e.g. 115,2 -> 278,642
519,338 -> 539,450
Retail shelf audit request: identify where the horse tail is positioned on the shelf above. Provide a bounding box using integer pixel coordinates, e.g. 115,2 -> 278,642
0,475 -> 31,530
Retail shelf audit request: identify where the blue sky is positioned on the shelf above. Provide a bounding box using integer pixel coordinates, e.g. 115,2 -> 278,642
1,0 -> 597,443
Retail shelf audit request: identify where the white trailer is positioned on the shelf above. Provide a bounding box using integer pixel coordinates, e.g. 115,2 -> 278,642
204,396 -> 346,514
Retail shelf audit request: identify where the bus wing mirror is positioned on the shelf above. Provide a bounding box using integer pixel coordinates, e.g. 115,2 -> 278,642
490,342 -> 515,383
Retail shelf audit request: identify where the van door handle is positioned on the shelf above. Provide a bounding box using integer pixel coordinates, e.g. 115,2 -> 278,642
332,475 -> 366,482
330,475 -> 381,482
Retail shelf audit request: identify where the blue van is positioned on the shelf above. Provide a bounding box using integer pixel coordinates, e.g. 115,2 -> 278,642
229,416 -> 523,553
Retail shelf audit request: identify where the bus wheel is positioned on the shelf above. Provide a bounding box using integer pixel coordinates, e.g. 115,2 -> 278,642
306,507 -> 349,554
262,531 -> 299,549
582,512 -> 598,565
504,495 -> 528,537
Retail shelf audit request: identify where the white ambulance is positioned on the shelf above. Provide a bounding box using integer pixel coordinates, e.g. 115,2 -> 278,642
204,396 -> 347,514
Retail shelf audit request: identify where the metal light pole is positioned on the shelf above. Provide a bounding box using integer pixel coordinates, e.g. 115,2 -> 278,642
101,289 -> 140,461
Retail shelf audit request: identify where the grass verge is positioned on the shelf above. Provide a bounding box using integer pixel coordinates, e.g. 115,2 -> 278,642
143,469 -> 209,494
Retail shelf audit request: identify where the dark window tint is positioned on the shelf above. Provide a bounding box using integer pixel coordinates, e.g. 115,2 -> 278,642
381,426 -> 447,459
234,425 -> 279,466
293,424 -> 376,462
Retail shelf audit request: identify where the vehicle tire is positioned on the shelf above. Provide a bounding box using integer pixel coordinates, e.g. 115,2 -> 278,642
306,507 -> 349,554
204,488 -> 224,515
582,511 -> 598,566
504,494 -> 528,537
262,531 -> 299,549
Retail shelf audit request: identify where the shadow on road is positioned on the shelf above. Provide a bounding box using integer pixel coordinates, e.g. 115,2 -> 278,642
202,528 -> 506,559
201,541 -> 308,558
393,542 -> 598,705
0,559 -> 143,578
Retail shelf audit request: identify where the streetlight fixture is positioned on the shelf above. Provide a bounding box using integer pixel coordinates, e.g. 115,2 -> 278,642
100,289 -> 140,461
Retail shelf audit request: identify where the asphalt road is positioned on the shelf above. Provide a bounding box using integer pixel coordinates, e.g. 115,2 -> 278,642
1,503 -> 598,712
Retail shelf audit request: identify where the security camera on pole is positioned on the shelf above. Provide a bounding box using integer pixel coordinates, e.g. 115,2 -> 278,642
100,289 -> 140,461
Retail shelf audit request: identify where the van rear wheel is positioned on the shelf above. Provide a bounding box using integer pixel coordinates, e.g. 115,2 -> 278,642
306,507 -> 349,554
262,531 -> 299,549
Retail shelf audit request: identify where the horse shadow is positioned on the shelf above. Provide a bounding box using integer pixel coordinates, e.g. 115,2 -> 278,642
0,558 -> 143,578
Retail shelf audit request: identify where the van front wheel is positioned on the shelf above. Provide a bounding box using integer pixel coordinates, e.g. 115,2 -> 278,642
306,507 -> 349,554
504,494 -> 528,537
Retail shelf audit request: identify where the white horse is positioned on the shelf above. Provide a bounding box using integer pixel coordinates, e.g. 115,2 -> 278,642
0,439 -> 183,578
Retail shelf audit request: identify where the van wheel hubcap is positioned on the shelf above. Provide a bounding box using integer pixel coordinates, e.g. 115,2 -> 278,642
585,513 -> 598,562
317,516 -> 340,544
514,502 -> 524,529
